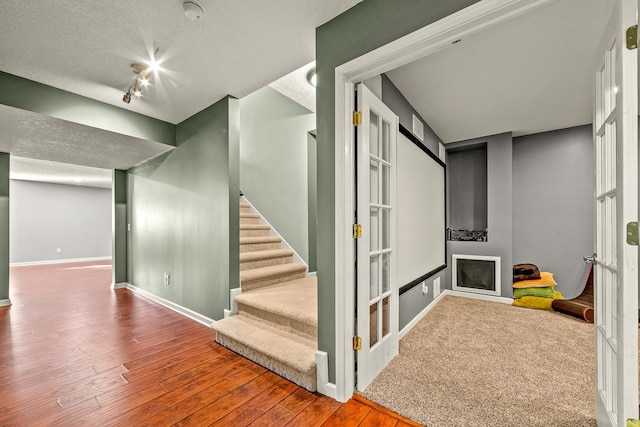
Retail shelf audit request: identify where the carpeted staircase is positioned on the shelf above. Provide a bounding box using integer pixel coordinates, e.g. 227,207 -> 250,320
211,197 -> 318,391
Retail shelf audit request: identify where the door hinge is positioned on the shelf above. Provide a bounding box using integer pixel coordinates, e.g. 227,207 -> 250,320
352,111 -> 362,126
627,222 -> 638,245
352,224 -> 362,239
353,336 -> 362,351
627,25 -> 638,50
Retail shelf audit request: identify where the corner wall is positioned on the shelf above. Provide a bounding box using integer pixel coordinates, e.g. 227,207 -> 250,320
513,125 -> 593,297
127,97 -> 239,320
0,153 -> 8,301
239,86 -> 315,263
446,133 -> 513,298
316,0 -> 480,383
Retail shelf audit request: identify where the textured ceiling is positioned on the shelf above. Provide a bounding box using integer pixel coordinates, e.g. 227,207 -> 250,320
387,0 -> 615,143
269,61 -> 316,112
0,105 -> 174,170
0,0 -> 360,125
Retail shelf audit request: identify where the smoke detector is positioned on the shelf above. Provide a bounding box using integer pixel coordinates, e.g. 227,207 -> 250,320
182,0 -> 205,20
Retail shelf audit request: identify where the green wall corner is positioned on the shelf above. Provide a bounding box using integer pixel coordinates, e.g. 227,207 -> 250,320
127,96 -> 239,320
0,152 -> 8,301
112,169 -> 127,285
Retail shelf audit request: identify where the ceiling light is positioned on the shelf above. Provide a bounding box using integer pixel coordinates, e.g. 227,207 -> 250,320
307,67 -> 317,87
183,0 -> 206,20
122,49 -> 161,104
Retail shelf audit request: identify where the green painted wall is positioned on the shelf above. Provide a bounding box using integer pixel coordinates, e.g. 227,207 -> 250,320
316,0 -> 481,383
307,132 -> 318,273
239,86 -> 315,263
0,153 -> 8,302
0,71 -> 175,145
112,169 -> 127,285
127,97 -> 240,319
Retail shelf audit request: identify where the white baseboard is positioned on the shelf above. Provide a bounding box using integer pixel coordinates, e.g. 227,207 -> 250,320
111,282 -> 127,290
11,256 -> 112,267
0,299 -> 11,307
123,283 -> 214,327
315,351 -> 338,400
445,289 -> 513,305
399,290 -> 447,339
307,271 -> 317,277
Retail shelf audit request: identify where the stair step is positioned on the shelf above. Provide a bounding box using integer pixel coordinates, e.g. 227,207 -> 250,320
237,277 -> 317,339
240,249 -> 293,271
240,202 -> 251,214
212,315 -> 317,391
240,213 -> 261,224
239,236 -> 282,253
240,224 -> 271,238
240,263 -> 306,292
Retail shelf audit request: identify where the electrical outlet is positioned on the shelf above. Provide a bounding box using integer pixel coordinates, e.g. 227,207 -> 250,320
164,273 -> 170,286
56,248 -> 62,253
434,277 -> 441,295
421,282 -> 429,295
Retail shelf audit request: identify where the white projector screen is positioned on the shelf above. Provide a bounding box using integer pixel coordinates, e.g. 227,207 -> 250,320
396,126 -> 446,294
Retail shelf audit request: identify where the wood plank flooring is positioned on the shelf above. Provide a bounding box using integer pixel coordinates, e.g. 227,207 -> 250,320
0,260 -> 420,426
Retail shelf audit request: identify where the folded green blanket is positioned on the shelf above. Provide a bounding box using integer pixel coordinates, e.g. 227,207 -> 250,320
513,286 -> 556,299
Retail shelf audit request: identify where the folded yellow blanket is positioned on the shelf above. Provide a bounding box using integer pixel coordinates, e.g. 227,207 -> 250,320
513,272 -> 557,288
513,291 -> 564,310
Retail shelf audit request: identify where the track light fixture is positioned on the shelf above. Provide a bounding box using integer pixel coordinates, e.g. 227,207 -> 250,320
123,49 -> 160,104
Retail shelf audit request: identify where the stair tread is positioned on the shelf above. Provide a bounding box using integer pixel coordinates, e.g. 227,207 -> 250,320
240,224 -> 271,230
240,263 -> 306,282
212,315 -> 316,373
240,236 -> 281,244
237,277 -> 317,327
240,213 -> 260,218
240,249 -> 294,262
240,202 -> 251,208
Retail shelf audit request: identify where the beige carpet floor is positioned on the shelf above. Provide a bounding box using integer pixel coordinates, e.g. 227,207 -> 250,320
360,295 -> 599,427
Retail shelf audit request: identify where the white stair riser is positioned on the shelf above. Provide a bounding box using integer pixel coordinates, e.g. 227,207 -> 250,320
241,271 -> 306,292
240,255 -> 293,271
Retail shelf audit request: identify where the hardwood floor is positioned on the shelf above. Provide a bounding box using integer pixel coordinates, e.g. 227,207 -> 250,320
0,261 -> 420,426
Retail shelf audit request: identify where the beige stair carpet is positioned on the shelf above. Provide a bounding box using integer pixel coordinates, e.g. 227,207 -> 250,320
236,277 -> 317,338
213,197 -> 318,391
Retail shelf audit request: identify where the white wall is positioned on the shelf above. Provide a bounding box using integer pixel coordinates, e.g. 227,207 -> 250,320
10,180 -> 111,264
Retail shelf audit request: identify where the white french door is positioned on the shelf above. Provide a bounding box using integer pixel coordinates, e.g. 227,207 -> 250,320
355,83 -> 398,392
593,0 -> 638,425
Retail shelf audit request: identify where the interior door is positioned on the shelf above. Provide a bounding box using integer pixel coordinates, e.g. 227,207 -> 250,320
593,0 -> 638,424
355,83 -> 399,392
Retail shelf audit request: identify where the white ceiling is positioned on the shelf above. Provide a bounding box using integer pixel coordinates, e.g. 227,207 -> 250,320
0,0 -> 359,187
269,61 -> 316,112
387,0 -> 615,143
0,0 -> 359,125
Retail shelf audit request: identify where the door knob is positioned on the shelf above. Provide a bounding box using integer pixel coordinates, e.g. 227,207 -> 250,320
583,253 -> 597,264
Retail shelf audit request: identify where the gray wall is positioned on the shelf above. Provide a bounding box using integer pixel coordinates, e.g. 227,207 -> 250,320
380,75 -> 448,330
0,153 -> 8,301
381,74 -> 442,154
447,133 -> 513,298
9,180 -> 111,264
448,146 -> 487,231
127,96 -> 240,320
239,86 -> 316,263
513,125 -> 593,298
112,170 -> 127,284
317,1 -> 479,379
